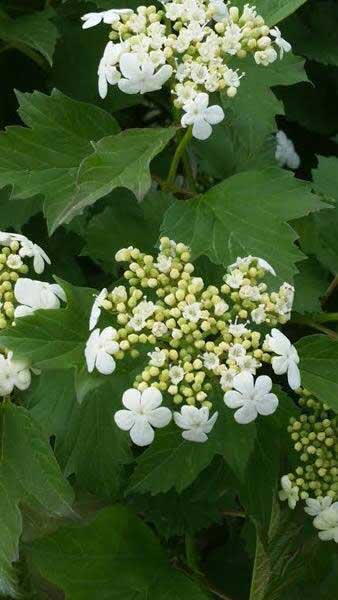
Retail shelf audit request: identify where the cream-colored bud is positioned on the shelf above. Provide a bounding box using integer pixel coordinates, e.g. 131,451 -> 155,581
227,86 -> 237,98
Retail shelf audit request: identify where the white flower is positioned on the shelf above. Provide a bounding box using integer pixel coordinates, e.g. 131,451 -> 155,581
220,367 -> 237,390
18,237 -> 50,274
236,355 -> 260,374
165,2 -> 184,20
98,41 -> 123,99
225,269 -> 244,289
305,496 -> 333,517
275,130 -> 300,170
254,46 -> 278,66
85,327 -> 119,375
228,343 -> 246,361
182,301 -> 202,323
224,372 -> 278,424
278,475 -> 299,509
135,299 -> 156,319
169,365 -> 184,384
228,321 -> 249,337
14,278 -> 66,318
89,288 -> 108,331
270,27 -> 291,59
114,387 -> 172,446
265,329 -> 301,390
202,352 -> 220,370
148,348 -> 167,367
251,305 -> 266,325
152,322 -> 168,337
210,0 -> 229,22
181,93 -> 224,141
214,300 -> 228,316
0,352 -> 31,396
128,314 -> 146,331
313,503 -> 338,543
174,405 -> 218,442
118,53 -> 172,95
111,285 -> 127,303
239,284 -> 261,301
154,254 -> 172,273
81,9 -> 132,29
6,254 -> 23,270
222,24 -> 242,55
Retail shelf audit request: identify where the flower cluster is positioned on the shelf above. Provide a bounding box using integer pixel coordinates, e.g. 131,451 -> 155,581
0,231 -> 65,399
275,130 -> 300,170
279,388 -> 338,544
85,237 -> 301,446
82,2 -> 291,140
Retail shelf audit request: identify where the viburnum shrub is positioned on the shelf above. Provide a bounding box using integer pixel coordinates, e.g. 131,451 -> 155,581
0,0 -> 337,598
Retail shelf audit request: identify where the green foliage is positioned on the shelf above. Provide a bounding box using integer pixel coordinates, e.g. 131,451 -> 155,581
297,334 -> 338,412
28,505 -> 209,600
236,0 -> 308,25
161,167 -> 327,282
0,402 -> 74,598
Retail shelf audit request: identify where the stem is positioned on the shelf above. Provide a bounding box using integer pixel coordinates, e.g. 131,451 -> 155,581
292,316 -> 338,340
249,534 -> 269,600
322,274 -> 338,305
182,151 -> 197,193
164,127 -> 193,190
222,510 -> 246,519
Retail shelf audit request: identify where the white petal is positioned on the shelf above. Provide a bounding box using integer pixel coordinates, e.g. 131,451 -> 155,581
269,329 -> 291,354
224,390 -> 244,409
203,411 -> 218,433
192,119 -> 212,141
118,78 -> 141,95
146,64 -> 173,91
195,92 -> 209,110
95,350 -> 116,375
287,361 -> 301,390
147,406 -> 172,428
102,10 -> 121,24
182,429 -> 208,443
256,393 -> 278,416
204,104 -> 224,125
114,409 -> 136,431
233,371 -> 254,396
14,278 -> 39,308
14,305 -> 34,318
130,416 -> 154,446
119,53 -> 140,79
254,375 -> 272,396
234,402 -> 257,424
98,73 -> 108,99
271,355 -> 288,375
81,13 -> 102,29
122,388 -> 141,412
140,387 -> 163,411
33,253 -> 45,274
49,284 -> 67,302
85,330 -> 100,372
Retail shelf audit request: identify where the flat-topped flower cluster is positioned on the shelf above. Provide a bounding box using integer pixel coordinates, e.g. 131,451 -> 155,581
86,237 -> 301,446
82,2 -> 291,139
279,388 -> 337,544
0,232 -> 66,399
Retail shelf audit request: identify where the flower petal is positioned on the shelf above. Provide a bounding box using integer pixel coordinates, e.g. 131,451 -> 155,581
118,78 -> 141,95
114,409 -> 136,431
224,390 -> 244,409
233,371 -> 254,396
141,387 -> 163,411
130,416 -> 154,446
271,355 -> 288,375
234,402 -> 257,424
96,350 -> 116,375
254,375 -> 272,396
119,53 -> 140,79
147,406 -> 172,428
256,392 -> 278,416
287,361 -> 301,390
204,104 -> 224,125
182,429 -> 208,443
192,119 -> 212,140
122,388 -> 141,411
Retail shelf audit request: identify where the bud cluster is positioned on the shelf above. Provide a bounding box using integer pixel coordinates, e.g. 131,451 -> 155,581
82,2 -> 291,140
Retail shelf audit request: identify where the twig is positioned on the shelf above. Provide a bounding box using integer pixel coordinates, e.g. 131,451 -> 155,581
292,317 -> 338,340
322,274 -> 338,305
222,510 -> 246,519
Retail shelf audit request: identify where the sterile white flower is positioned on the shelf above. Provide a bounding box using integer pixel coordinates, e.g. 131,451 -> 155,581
98,41 -> 123,99
265,329 -> 301,390
270,27 -> 292,59
224,372 -> 278,424
18,237 -> 50,274
118,53 -> 172,95
313,503 -> 338,543
114,387 -> 172,446
85,327 -> 119,375
0,352 -> 31,396
14,278 -> 66,318
89,288 -> 108,331
305,496 -> 333,517
148,348 -> 167,367
275,130 -> 300,170
174,405 -> 218,442
81,9 -> 132,29
279,475 -> 299,509
181,93 -> 224,140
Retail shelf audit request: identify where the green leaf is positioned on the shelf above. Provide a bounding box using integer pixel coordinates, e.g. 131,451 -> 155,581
82,190 -> 174,273
0,279 -> 95,370
220,53 -> 307,166
296,334 -> 338,413
293,258 -> 329,314
28,505 -> 208,600
313,156 -> 338,201
0,187 -> 42,230
0,89 -> 119,234
0,8 -> 59,66
236,0 -> 308,25
0,402 -> 74,598
161,167 -> 327,283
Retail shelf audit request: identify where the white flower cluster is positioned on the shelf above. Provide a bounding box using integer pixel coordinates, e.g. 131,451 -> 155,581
82,2 -> 291,140
275,130 -> 300,170
85,238 -> 301,446
0,231 -> 66,399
